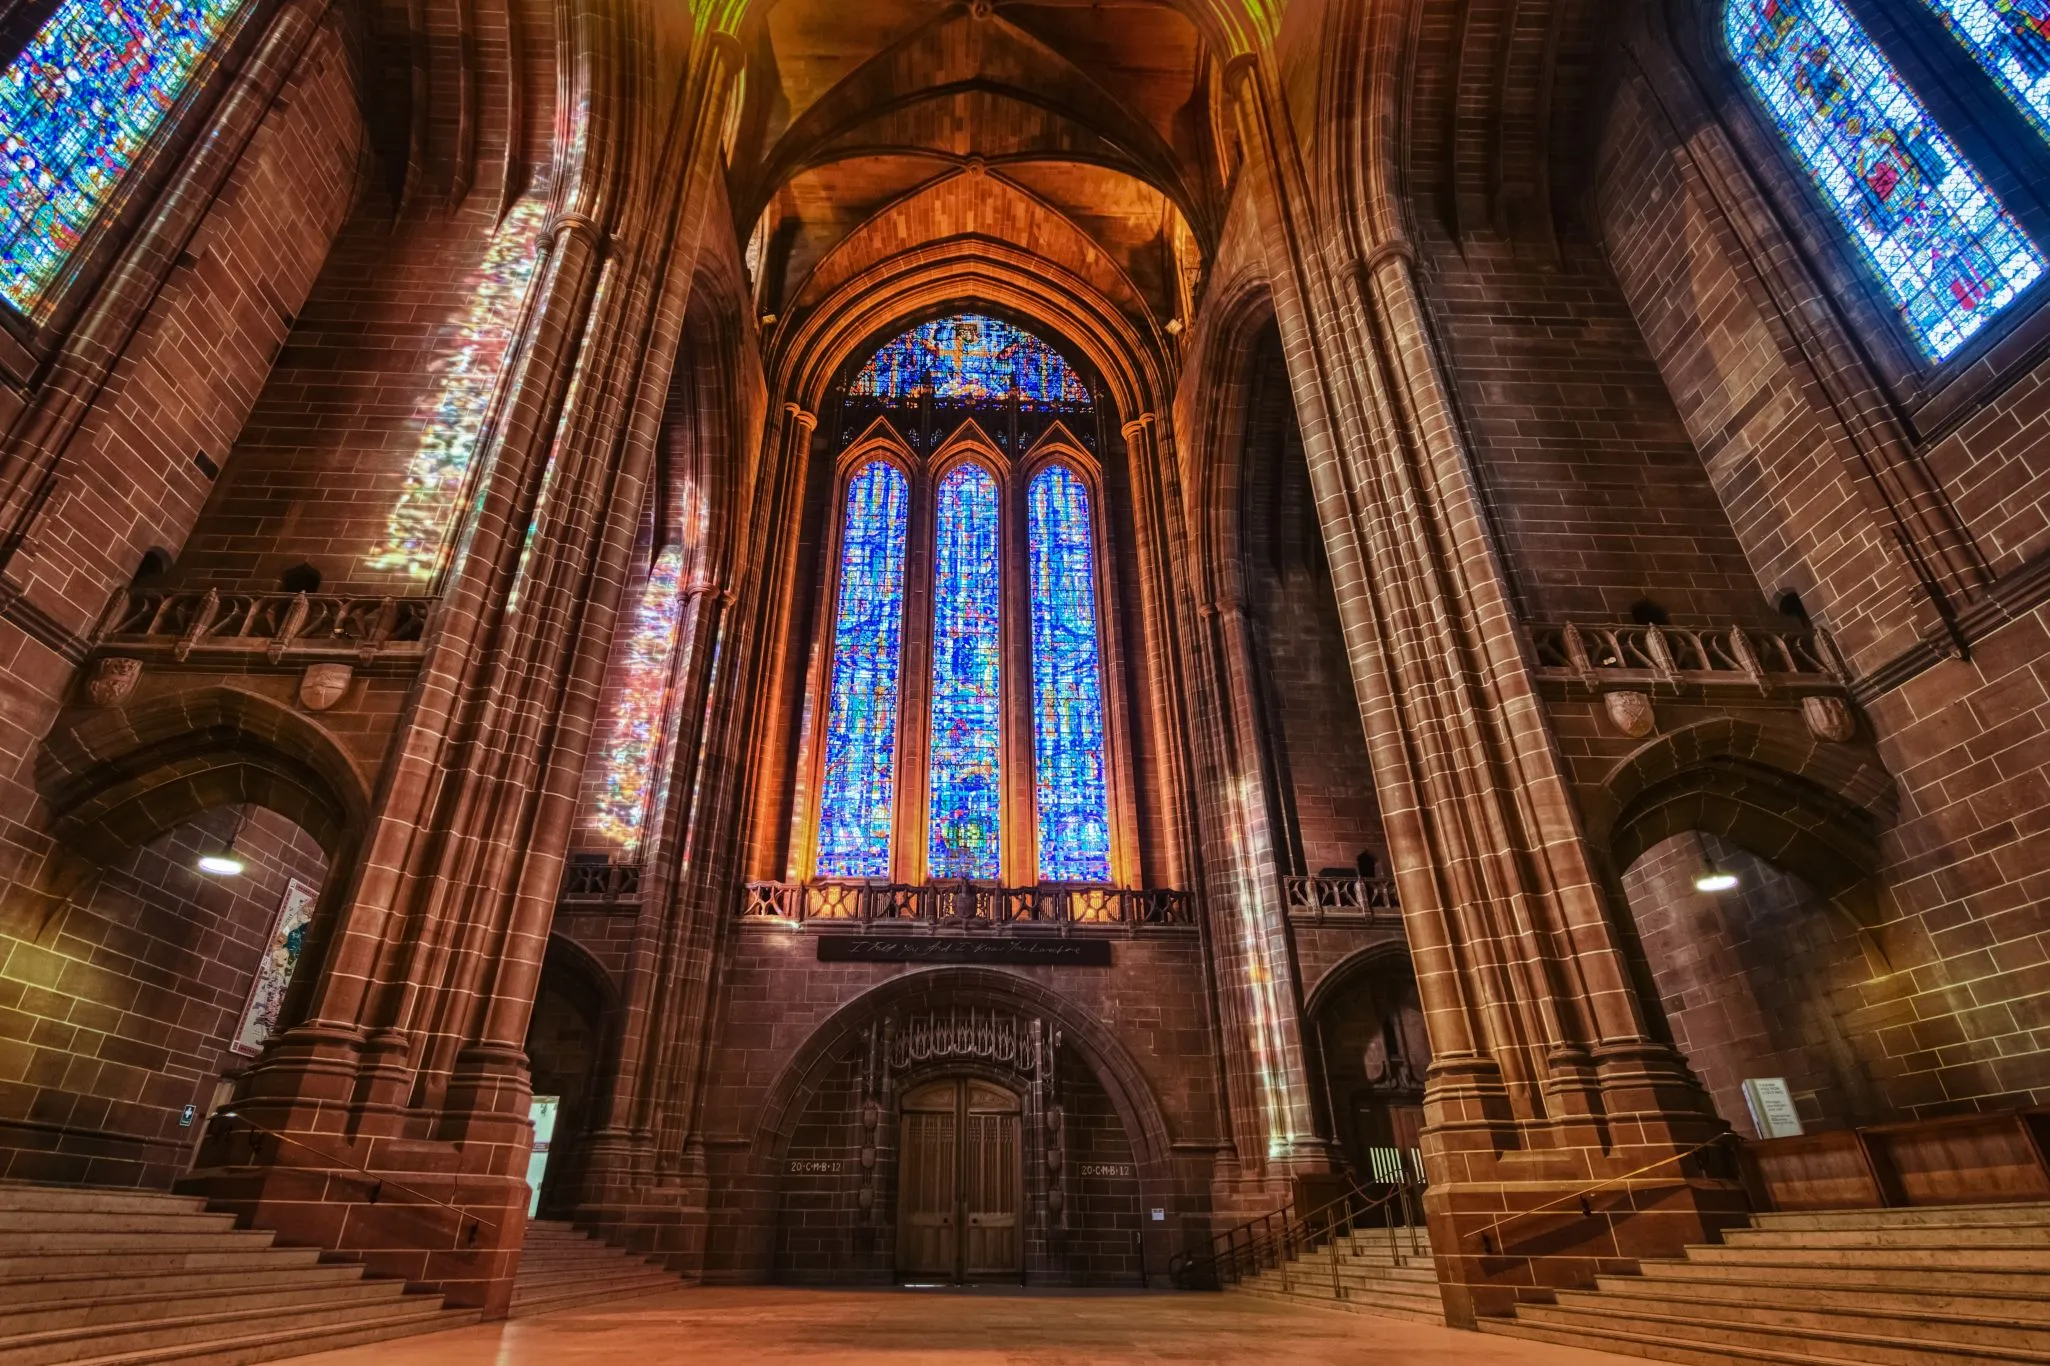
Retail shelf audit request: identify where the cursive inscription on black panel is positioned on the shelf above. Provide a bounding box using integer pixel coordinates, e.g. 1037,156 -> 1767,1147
814,936 -> 1112,966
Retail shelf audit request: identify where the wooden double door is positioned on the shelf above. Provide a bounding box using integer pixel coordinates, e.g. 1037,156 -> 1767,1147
896,1078 -> 1022,1281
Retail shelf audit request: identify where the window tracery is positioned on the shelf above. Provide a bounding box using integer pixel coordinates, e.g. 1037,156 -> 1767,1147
1726,0 -> 2046,361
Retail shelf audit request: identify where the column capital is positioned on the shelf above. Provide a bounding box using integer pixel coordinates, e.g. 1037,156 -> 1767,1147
783,403 -> 819,433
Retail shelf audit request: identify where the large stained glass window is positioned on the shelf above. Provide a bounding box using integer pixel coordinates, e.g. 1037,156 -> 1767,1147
816,461 -> 910,878
2,0 -> 245,314
365,199 -> 547,579
590,544 -> 685,854
850,314 -> 1092,407
1028,464 -> 1111,882
927,463 -> 1003,879
1726,0 -> 2045,360
1922,0 -> 2050,139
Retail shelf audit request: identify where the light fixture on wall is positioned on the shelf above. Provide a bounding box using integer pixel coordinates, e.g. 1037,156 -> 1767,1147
1693,859 -> 1739,894
196,806 -> 248,877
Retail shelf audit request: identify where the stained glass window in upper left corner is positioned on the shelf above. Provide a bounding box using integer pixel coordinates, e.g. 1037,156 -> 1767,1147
1726,0 -> 2046,361
1,0 -> 245,315
1922,0 -> 2050,140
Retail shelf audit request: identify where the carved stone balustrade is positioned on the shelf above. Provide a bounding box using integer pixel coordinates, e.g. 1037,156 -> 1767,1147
1282,874 -> 1402,926
560,862 -> 642,911
740,879 -> 1194,933
92,587 -> 432,666
1526,620 -> 1847,697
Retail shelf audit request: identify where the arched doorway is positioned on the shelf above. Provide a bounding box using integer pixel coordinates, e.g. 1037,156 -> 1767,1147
523,938 -> 617,1216
1308,952 -> 1432,1184
897,1076 -> 1024,1281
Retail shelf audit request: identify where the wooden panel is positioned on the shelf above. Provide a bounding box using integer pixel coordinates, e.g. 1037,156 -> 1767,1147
1745,1131 -> 1881,1211
898,1109 -> 957,1276
964,1109 -> 1021,1275
1873,1114 -> 2050,1206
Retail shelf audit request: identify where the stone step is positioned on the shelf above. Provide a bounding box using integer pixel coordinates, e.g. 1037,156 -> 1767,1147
0,1212 -> 242,1237
1724,1223 -> 2050,1250
0,1231 -> 279,1257
1752,1204 -> 2050,1232
0,1293 -> 458,1366
1230,1281 -> 1445,1325
508,1223 -> 682,1319
1635,1254 -> 2050,1298
1552,1283 -> 2050,1354
509,1282 -> 678,1317
1682,1242 -> 2050,1271
511,1267 -> 678,1293
1500,1299 -> 2050,1366
47,1304 -> 480,1366
0,1279 -> 406,1341
1479,1312 -> 1871,1366
1597,1270 -> 2050,1324
0,1248 -> 324,1284
0,1264 -> 368,1308
0,1191 -> 210,1219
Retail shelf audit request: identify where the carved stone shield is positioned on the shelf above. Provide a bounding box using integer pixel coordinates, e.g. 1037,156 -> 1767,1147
84,656 -> 141,707
299,662 -> 353,712
1603,689 -> 1656,738
1802,694 -> 1857,744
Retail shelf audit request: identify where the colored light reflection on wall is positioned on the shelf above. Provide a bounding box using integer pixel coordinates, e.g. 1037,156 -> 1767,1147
590,544 -> 686,853
1027,463 -> 1111,882
927,463 -> 1003,879
1726,0 -> 2043,360
1,0 -> 244,314
816,461 -> 910,878
365,198 -> 547,579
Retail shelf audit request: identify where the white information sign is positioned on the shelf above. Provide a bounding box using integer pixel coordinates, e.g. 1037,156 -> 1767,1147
1741,1077 -> 1804,1139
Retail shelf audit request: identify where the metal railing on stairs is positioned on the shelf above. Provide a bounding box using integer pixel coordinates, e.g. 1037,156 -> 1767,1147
1170,1178 -> 1428,1297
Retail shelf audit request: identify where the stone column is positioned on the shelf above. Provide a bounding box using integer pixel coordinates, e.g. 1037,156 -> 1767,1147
1224,26 -> 1739,1323
185,14 -> 745,1317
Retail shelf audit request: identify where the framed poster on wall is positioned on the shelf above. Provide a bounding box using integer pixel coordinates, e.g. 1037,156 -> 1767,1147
230,878 -> 316,1057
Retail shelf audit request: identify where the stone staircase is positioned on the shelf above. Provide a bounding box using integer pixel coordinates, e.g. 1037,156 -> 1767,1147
1478,1201 -> 2050,1365
1227,1223 -> 1444,1324
0,1182 -> 476,1365
510,1220 -> 683,1317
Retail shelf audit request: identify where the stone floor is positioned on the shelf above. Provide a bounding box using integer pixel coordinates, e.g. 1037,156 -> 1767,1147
292,1287 -> 1642,1364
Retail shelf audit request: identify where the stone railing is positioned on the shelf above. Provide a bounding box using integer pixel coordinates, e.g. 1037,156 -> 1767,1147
94,587 -> 432,665
560,862 -> 641,908
1526,621 -> 1846,693
1283,875 -> 1402,926
741,880 -> 1194,929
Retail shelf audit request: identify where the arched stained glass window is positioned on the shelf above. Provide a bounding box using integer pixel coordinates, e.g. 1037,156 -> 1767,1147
591,544 -> 685,854
1726,0 -> 2045,360
1921,0 -> 2050,139
850,314 -> 1092,408
927,463 -> 1003,879
2,0 -> 246,314
816,461 -> 911,878
1028,464 -> 1111,883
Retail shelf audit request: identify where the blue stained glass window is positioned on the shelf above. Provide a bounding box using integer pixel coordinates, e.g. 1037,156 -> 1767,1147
2,0 -> 245,314
927,462 -> 1003,879
1922,0 -> 2050,139
850,314 -> 1092,408
1726,0 -> 2046,360
816,461 -> 910,878
1028,464 -> 1111,883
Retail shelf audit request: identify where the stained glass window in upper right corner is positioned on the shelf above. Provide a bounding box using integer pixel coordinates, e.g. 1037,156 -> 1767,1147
1922,0 -> 2050,141
1726,0 -> 2046,360
2,0 -> 246,315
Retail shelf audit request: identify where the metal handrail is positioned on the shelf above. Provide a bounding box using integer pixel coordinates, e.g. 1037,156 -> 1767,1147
1171,1177 -> 1427,1293
208,1110 -> 500,1246
1468,1131 -> 1740,1257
